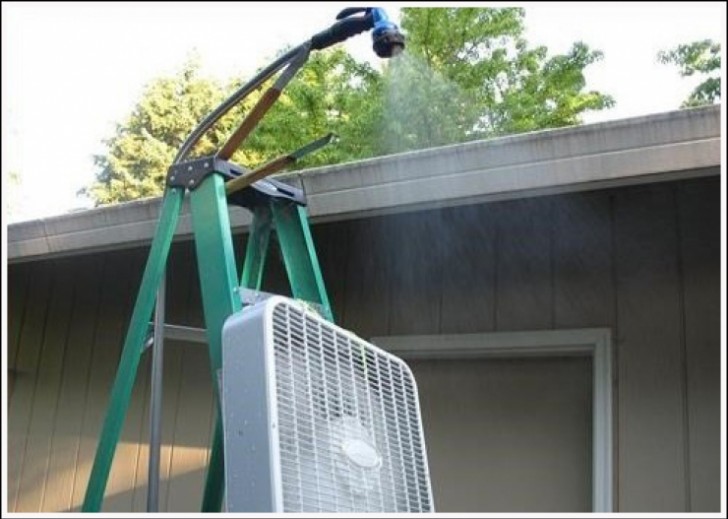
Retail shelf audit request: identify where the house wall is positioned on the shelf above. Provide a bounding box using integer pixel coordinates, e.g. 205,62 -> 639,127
6,174 -> 720,512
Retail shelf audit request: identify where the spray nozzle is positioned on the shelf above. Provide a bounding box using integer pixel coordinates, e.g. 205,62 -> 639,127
310,7 -> 405,58
370,8 -> 405,58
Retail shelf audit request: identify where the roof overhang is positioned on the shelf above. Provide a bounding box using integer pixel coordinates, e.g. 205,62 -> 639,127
8,105 -> 721,263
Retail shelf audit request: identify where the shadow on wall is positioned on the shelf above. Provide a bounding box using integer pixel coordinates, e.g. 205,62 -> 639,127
8,343 -> 216,513
10,435 -> 211,514
69,467 -> 210,513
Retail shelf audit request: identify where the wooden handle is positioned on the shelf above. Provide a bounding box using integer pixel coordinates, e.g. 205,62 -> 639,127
217,88 -> 281,161
224,155 -> 295,196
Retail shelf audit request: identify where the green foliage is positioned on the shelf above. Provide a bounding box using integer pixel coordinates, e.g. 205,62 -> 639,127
87,8 -> 614,205
240,48 -> 381,168
85,57 -> 227,204
658,39 -> 721,107
85,50 -> 379,204
394,7 -> 614,146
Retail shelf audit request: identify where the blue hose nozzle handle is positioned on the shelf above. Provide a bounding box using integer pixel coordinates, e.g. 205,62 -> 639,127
310,7 -> 405,58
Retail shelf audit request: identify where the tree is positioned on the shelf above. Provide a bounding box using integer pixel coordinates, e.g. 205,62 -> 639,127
236,47 -> 381,169
658,39 -> 721,107
86,50 -> 378,204
85,57 -> 227,204
380,7 -> 614,152
87,8 -> 614,205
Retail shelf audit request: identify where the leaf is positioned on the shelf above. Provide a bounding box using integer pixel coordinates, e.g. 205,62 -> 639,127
658,39 -> 721,107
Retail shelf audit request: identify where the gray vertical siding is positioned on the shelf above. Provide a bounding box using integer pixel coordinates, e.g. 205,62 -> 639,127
9,260 -> 54,512
46,255 -> 102,511
439,203 -> 497,333
677,180 -> 721,512
6,174 -> 720,512
552,192 -> 615,330
495,197 -> 555,330
615,185 -> 689,511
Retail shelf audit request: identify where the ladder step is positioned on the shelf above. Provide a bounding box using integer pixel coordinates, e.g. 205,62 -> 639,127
146,323 -> 207,346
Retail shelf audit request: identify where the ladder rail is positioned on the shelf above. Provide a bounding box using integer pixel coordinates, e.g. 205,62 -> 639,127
81,188 -> 185,512
189,175 -> 245,512
146,274 -> 166,512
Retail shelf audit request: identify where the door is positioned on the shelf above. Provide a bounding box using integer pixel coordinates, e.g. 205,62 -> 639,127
409,356 -> 593,512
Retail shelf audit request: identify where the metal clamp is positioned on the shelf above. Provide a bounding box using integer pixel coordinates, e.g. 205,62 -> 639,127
167,156 -> 247,191
227,178 -> 306,210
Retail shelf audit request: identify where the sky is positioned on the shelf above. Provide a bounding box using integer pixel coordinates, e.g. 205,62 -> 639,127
1,2 -> 725,223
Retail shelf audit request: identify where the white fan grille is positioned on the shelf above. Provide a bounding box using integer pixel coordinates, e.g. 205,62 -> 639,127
271,302 -> 432,512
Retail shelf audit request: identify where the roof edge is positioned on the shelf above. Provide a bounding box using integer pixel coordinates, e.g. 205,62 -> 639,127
8,105 -> 722,263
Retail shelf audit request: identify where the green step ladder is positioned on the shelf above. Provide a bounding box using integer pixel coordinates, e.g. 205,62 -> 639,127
81,163 -> 334,512
79,5 -> 404,508
81,37 -> 336,512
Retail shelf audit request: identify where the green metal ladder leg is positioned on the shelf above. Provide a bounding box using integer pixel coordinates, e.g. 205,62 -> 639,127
198,204 -> 271,512
272,201 -> 334,322
188,175 -> 243,513
82,188 -> 185,512
84,173 -> 332,513
200,205 -> 273,512
240,205 -> 273,290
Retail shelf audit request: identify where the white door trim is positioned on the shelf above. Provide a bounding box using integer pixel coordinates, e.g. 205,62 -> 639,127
370,328 -> 613,513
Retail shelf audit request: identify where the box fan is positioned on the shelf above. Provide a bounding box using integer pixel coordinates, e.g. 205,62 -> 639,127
221,296 -> 434,512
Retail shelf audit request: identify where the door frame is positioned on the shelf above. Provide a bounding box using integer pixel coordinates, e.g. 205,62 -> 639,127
370,328 -> 613,513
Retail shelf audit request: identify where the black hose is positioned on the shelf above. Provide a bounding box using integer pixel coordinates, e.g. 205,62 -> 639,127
174,14 -> 375,165
173,44 -> 304,164
310,13 -> 373,51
